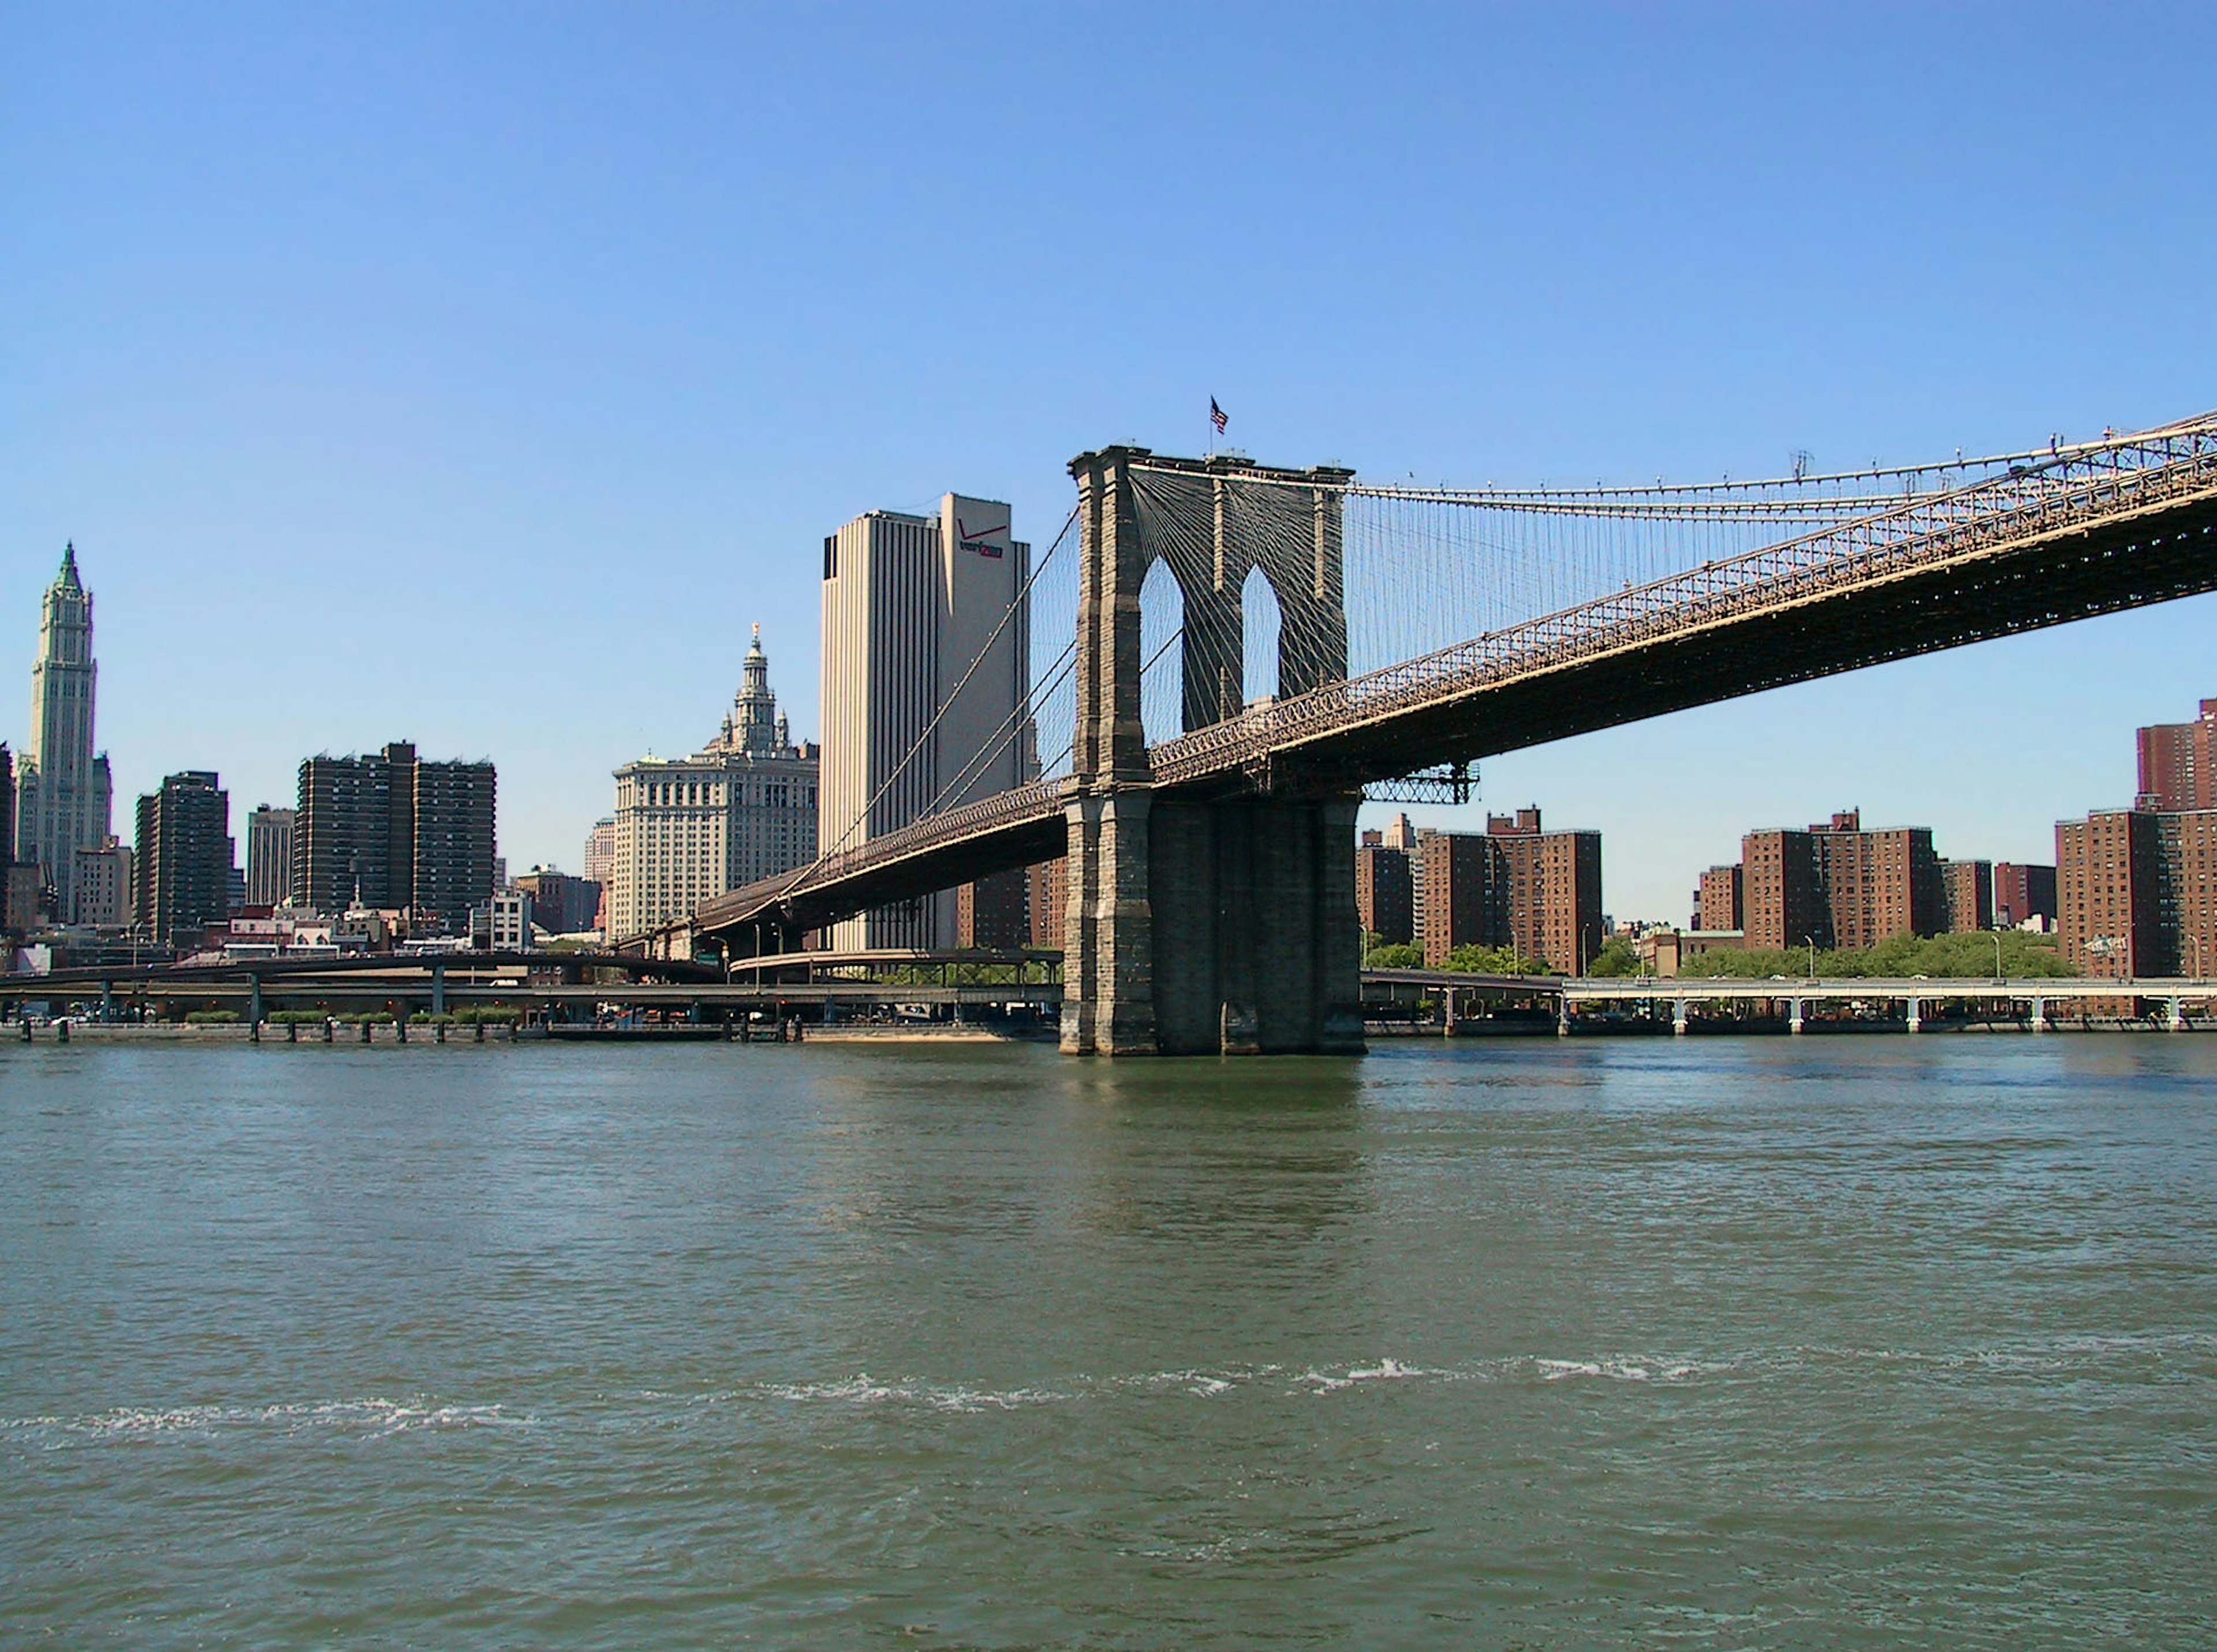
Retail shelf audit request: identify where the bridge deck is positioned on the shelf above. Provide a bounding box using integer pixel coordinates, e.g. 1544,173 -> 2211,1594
675,420 -> 2217,949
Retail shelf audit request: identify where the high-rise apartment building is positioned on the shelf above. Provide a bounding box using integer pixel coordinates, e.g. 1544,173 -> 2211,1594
1940,859 -> 1995,935
1355,831 -> 1416,945
16,545 -> 114,922
245,805 -> 297,907
1994,862 -> 2058,929
2136,698 -> 2217,810
1027,858 -> 1067,951
294,742 -> 496,932
2056,809 -> 2163,978
818,495 -> 1031,950
1737,809 -> 1943,950
1419,808 -> 1603,971
607,628 -> 819,939
2058,806 -> 2217,978
1696,864 -> 1743,932
135,771 -> 232,945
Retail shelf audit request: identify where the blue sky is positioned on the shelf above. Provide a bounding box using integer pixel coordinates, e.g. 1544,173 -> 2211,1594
5,3 -> 2215,921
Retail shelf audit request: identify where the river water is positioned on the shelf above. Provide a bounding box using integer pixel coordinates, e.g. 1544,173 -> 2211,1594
3,1036 -> 2213,1648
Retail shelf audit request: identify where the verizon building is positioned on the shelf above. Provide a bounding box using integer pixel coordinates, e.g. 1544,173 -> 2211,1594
819,494 -> 1031,949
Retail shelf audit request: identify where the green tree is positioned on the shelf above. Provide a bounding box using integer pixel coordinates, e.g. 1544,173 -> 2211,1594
1364,939 -> 1424,970
1585,935 -> 1641,977
1442,943 -> 1553,976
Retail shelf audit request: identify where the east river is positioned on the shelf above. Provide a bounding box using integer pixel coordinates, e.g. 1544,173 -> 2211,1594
3,1036 -> 2214,1647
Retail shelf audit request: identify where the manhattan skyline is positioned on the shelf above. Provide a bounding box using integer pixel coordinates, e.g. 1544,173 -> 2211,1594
6,6 -> 2216,920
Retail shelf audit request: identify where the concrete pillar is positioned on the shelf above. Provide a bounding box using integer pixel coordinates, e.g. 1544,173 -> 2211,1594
1673,999 -> 1690,1037
1905,996 -> 1922,1033
249,975 -> 263,1030
432,963 -> 447,1017
2029,996 -> 2047,1030
1789,996 -> 1804,1034
2167,995 -> 2186,1031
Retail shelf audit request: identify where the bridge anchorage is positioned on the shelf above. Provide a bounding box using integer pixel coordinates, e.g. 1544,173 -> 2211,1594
680,412 -> 2217,1057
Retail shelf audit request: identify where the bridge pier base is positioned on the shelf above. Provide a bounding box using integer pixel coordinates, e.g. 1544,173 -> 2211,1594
1673,999 -> 1689,1036
1905,995 -> 1923,1033
1789,996 -> 1804,1034
2031,995 -> 2047,1030
1062,793 -> 1365,1056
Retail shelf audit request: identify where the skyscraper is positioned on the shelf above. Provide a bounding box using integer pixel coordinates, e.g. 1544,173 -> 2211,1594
818,495 -> 1031,948
245,806 -> 297,907
135,771 -> 232,946
16,545 -> 114,921
607,626 -> 819,939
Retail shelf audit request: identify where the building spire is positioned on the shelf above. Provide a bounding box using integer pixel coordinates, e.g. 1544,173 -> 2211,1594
55,541 -> 81,592
734,622 -> 778,754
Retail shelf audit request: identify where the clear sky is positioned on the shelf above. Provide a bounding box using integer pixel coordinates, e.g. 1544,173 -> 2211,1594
6,3 -> 2215,922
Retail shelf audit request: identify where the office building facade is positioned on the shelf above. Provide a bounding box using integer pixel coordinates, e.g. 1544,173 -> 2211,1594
245,805 -> 297,907
72,839 -> 132,929
135,771 -> 232,945
819,495 -> 1031,949
607,627 -> 819,939
16,545 -> 115,922
514,868 -> 601,937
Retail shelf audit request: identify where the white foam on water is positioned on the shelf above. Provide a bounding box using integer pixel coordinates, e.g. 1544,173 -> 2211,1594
752,1375 -> 1068,1412
6,1397 -> 519,1442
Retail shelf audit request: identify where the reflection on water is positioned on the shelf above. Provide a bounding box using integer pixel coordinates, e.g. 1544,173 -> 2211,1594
3,1037 -> 2214,1649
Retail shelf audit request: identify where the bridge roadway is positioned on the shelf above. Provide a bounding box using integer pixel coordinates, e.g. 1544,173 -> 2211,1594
0,948 -> 1062,1019
17,955 -> 2207,1033
679,416 -> 2217,952
1371,970 -> 2217,1032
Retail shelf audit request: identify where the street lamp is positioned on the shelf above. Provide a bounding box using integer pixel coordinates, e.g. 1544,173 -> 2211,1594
1988,928 -> 2004,984
1804,935 -> 1817,981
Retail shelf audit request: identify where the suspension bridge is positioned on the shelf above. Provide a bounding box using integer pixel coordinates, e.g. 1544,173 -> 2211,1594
648,411 -> 2217,1055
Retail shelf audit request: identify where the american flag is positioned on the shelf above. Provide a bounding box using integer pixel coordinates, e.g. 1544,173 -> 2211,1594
1210,397 -> 1228,435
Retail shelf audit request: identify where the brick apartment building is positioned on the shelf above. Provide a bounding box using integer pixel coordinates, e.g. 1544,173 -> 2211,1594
1994,861 -> 2058,929
1418,807 -> 1602,973
1734,809 -> 1944,950
2058,806 -> 2217,979
2136,698 -> 2217,810
1695,862 -> 1742,932
1940,859 -> 1995,935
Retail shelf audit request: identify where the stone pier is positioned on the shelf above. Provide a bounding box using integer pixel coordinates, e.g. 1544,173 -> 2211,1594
1059,444 -> 1365,1056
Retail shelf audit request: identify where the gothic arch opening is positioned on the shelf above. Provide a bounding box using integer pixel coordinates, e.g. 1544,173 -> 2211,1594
1241,563 -> 1283,708
1139,556 -> 1188,746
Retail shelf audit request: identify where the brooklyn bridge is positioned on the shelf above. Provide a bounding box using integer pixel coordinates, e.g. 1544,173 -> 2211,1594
636,412 -> 2217,1056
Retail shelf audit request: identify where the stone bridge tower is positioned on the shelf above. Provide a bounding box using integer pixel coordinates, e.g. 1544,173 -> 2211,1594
1061,447 -> 1365,1056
